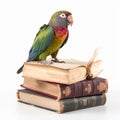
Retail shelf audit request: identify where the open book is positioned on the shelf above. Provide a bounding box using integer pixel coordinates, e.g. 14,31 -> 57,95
23,49 -> 103,84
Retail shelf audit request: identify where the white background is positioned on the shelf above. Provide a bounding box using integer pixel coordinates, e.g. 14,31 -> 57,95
0,0 -> 120,119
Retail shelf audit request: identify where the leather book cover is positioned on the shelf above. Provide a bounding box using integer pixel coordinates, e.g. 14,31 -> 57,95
59,77 -> 108,99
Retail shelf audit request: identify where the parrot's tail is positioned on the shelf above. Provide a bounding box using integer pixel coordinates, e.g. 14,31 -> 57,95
17,65 -> 24,74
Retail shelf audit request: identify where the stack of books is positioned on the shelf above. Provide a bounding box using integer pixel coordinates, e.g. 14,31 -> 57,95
17,59 -> 108,113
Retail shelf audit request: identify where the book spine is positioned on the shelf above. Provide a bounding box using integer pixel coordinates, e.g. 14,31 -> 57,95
59,77 -> 108,99
59,94 -> 106,113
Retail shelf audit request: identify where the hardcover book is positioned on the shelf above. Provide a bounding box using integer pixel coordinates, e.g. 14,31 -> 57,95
21,77 -> 108,100
23,59 -> 102,84
17,89 -> 106,113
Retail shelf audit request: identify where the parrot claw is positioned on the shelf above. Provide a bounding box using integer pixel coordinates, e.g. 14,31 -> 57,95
37,60 -> 53,65
52,58 -> 65,63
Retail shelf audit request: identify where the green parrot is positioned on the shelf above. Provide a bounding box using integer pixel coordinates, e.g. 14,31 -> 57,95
17,10 -> 73,74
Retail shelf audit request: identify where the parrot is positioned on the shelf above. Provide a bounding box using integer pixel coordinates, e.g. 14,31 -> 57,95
17,10 -> 73,74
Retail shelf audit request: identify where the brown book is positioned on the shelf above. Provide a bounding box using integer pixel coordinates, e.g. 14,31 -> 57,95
21,77 -> 108,100
23,59 -> 102,84
17,89 -> 106,113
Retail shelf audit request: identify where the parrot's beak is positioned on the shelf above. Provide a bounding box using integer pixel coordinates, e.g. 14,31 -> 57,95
67,15 -> 73,26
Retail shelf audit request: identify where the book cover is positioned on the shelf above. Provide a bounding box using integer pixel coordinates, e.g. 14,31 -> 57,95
23,59 -> 102,84
17,89 -> 106,113
22,77 -> 108,100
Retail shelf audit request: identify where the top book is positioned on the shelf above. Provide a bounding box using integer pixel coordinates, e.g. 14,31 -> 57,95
23,49 -> 103,84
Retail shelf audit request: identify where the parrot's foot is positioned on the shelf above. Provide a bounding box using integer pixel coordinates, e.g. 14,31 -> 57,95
52,58 -> 65,63
37,60 -> 53,65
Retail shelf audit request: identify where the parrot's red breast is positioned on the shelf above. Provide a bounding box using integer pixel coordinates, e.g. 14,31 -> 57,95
54,27 -> 68,40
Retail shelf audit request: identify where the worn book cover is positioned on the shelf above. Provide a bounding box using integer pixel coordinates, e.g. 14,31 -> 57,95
23,59 -> 102,84
21,77 -> 108,100
17,89 -> 106,113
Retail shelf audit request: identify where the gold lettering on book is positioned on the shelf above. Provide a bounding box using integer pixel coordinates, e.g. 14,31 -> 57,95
85,84 -> 92,94
92,96 -> 96,106
97,82 -> 106,92
105,81 -> 108,92
101,94 -> 106,104
63,86 -> 71,97
83,99 -> 87,106
74,98 -> 79,110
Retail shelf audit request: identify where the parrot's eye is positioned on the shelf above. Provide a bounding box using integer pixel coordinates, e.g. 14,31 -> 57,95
59,13 -> 66,18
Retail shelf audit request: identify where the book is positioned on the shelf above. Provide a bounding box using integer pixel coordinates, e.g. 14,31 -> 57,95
17,89 -> 106,113
21,77 -> 108,100
23,59 -> 102,84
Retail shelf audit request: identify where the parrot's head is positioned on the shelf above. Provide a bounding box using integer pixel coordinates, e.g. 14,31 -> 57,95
48,10 -> 73,28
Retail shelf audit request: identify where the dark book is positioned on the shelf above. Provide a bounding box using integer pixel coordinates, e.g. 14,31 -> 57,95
21,77 -> 108,100
17,89 -> 106,113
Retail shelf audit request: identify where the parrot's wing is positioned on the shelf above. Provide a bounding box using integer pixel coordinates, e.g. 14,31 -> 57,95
28,25 -> 54,61
60,31 -> 69,48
